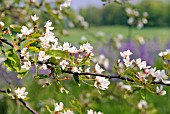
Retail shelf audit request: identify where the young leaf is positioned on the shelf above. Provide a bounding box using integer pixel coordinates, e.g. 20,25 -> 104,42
71,99 -> 82,114
35,74 -> 48,79
46,50 -> 69,60
10,24 -> 21,32
73,74 -> 80,86
4,49 -> 21,72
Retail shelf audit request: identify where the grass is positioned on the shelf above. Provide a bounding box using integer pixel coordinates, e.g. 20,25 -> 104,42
60,26 -> 170,48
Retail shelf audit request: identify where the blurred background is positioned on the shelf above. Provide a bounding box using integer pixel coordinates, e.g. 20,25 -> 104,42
0,0 -> 170,114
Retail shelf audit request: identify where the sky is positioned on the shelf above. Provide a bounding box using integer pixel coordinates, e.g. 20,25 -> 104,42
70,0 -> 141,11
70,0 -> 103,11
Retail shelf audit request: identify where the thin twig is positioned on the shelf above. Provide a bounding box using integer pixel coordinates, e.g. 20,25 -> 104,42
64,71 -> 170,86
18,99 -> 38,114
0,89 -> 38,114
0,38 -> 14,47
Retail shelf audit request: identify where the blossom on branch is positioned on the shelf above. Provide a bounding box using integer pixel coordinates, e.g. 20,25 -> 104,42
94,76 -> 110,90
31,14 -> 39,22
21,26 -> 34,35
38,51 -> 51,61
60,60 -> 69,70
156,85 -> 166,96
14,87 -> 28,99
55,102 -> 64,112
21,61 -> 31,70
95,63 -> 104,74
120,50 -> 133,58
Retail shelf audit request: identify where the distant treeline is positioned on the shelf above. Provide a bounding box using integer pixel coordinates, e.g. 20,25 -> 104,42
79,0 -> 170,27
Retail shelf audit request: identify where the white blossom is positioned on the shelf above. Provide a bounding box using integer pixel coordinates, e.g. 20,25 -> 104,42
0,21 -> 4,27
127,17 -> 134,25
158,51 -> 168,57
94,76 -> 110,90
31,14 -> 39,22
14,87 -> 28,99
44,20 -> 54,31
68,46 -> 78,53
60,60 -> 69,70
137,100 -> 148,109
60,110 -> 74,114
123,57 -> 134,67
154,70 -> 168,82
38,51 -> 51,61
39,64 -> 47,70
95,63 -> 104,74
21,48 -> 30,59
71,67 -> 80,73
87,109 -> 103,114
21,61 -> 31,70
21,26 -> 34,35
55,102 -> 64,112
63,42 -> 71,51
117,82 -> 132,92
60,0 -> 72,10
17,33 -> 23,38
138,61 -> 151,70
120,50 -> 133,58
156,85 -> 166,96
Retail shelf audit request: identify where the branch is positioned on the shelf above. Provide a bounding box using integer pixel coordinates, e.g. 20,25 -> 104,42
0,89 -> 38,114
0,38 -> 14,47
18,99 -> 38,114
0,89 -> 6,93
64,71 -> 170,86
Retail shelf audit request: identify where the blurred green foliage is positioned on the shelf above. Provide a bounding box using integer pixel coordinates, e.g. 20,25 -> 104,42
80,0 -> 170,27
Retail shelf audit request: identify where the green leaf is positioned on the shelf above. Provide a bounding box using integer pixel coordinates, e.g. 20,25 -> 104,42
73,74 -> 80,86
140,89 -> 146,99
45,3 -> 51,12
17,69 -> 29,79
35,74 -> 48,79
45,105 -> 53,114
46,50 -> 69,60
4,49 -> 21,72
28,46 -> 40,52
10,24 -> 21,32
124,68 -> 136,77
48,57 -> 56,64
165,53 -> 170,60
26,39 -> 39,47
31,33 -> 41,38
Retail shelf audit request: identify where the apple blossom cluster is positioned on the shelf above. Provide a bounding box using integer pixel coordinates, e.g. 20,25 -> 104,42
120,50 -> 169,95
125,7 -> 148,29
17,14 -> 111,93
14,87 -> 28,99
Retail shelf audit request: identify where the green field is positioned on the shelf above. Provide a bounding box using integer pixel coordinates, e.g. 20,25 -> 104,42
61,26 -> 170,48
